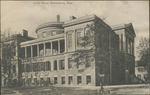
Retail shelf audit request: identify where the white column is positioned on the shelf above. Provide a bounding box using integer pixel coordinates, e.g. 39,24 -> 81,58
51,42 -> 53,55
43,43 -> 46,56
58,40 -> 60,54
25,47 -> 27,57
123,34 -> 126,52
132,41 -> 134,55
65,32 -> 67,52
31,46 -> 33,57
37,44 -> 39,56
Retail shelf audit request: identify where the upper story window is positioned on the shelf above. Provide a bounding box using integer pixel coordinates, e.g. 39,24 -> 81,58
42,32 -> 46,37
59,59 -> 65,70
68,33 -> 72,48
76,29 -> 82,47
52,31 -> 56,36
85,27 -> 91,36
54,60 -> 57,70
13,65 -> 16,73
68,58 -> 73,69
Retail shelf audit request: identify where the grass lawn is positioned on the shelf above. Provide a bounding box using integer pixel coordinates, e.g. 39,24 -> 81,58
10,86 -> 99,95
2,84 -> 148,95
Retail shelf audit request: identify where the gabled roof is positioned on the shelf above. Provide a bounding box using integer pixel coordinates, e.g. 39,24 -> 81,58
111,23 -> 136,37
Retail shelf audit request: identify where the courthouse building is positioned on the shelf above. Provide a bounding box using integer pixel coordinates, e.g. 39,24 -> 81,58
20,14 -> 136,86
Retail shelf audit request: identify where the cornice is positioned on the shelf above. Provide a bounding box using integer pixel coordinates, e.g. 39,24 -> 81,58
21,34 -> 64,46
63,14 -> 96,27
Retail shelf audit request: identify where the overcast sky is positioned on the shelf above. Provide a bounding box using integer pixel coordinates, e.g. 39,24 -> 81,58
1,1 -> 149,60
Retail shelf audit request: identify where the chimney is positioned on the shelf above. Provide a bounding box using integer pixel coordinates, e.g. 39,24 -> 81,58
70,16 -> 76,20
23,29 -> 28,37
57,15 -> 60,22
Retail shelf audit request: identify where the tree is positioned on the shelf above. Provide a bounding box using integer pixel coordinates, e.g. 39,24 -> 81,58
136,37 -> 150,82
71,17 -> 124,89
1,33 -> 16,87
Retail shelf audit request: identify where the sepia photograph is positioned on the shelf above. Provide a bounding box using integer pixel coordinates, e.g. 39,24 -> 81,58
1,1 -> 149,95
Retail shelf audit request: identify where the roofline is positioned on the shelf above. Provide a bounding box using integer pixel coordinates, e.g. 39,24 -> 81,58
35,22 -> 64,33
63,14 -> 97,27
21,34 -> 64,46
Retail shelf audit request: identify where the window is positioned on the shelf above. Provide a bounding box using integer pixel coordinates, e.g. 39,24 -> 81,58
76,32 -> 81,46
52,31 -> 56,36
13,65 -> 16,73
54,60 -> 57,70
28,78 -> 32,84
68,58 -> 73,69
45,42 -> 51,55
54,77 -> 57,84
59,60 -> 65,70
68,76 -> 73,85
61,77 -> 65,85
45,61 -> 51,71
40,78 -> 44,85
34,78 -> 37,85
26,64 -> 29,72
33,45 -> 37,57
52,41 -> 58,55
43,32 -> 46,37
27,46 -> 31,57
77,76 -> 82,85
76,29 -> 82,47
33,63 -> 38,71
85,27 -> 90,35
60,40 -> 65,53
68,34 -> 72,48
39,44 -> 44,56
38,63 -> 41,71
40,62 -> 45,71
47,77 -> 51,84
21,48 -> 25,58
86,75 -> 91,84
22,64 -> 25,72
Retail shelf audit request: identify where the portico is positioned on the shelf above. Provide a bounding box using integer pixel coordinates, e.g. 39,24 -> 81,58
21,39 -> 65,58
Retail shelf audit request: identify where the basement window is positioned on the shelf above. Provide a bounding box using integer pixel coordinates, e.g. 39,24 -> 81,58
77,76 -> 82,85
86,75 -> 91,84
68,76 -> 73,85
61,77 -> 65,85
54,77 -> 57,84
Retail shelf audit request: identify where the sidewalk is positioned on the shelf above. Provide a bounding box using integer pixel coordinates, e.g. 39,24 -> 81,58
56,83 -> 149,90
81,84 -> 149,90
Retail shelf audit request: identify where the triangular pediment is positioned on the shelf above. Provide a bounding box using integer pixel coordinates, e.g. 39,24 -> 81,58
125,23 -> 136,37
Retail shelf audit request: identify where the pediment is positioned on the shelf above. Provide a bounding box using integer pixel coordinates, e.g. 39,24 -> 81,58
125,23 -> 136,37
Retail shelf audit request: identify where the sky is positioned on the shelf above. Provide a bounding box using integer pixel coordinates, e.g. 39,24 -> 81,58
1,1 -> 149,60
